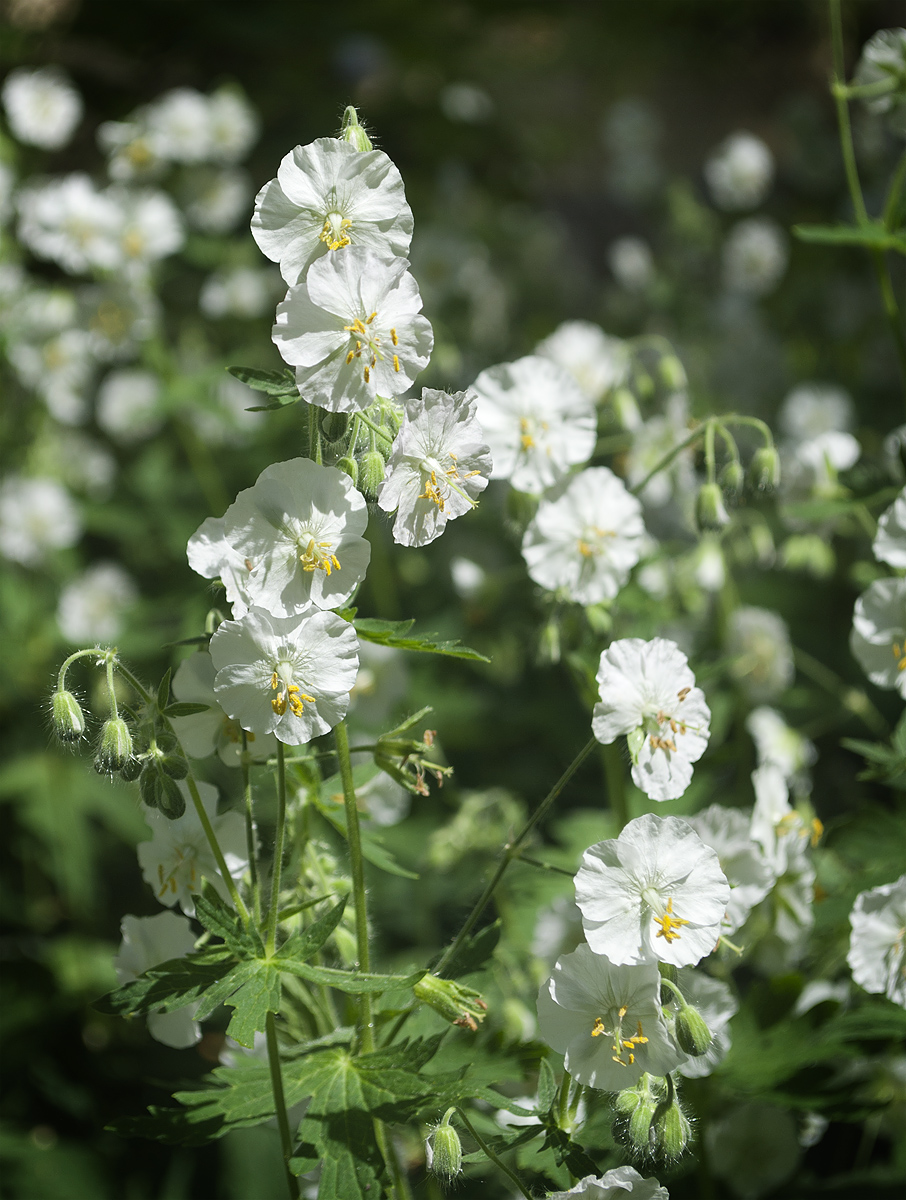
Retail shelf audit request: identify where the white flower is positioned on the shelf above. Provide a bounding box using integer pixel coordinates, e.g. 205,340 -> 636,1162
470,355 -> 596,494
535,320 -> 628,402
1,67 -> 82,150
137,781 -> 248,917
199,266 -> 277,319
170,650 -> 278,766
210,606 -> 359,745
854,29 -> 906,115
575,815 -> 729,968
0,476 -> 81,565
687,804 -> 775,934
252,138 -> 413,286
727,606 -> 794,700
57,562 -> 137,643
188,376 -> 266,448
674,968 -> 739,1079
592,638 -> 711,802
608,236 -> 654,292
207,87 -> 259,164
704,132 -> 774,211
779,383 -> 860,478
8,326 -> 94,424
183,167 -> 251,232
690,538 -> 726,592
145,88 -> 212,163
536,944 -> 685,1091
114,912 -> 200,1048
223,457 -> 370,614
522,468 -> 645,605
17,175 -> 125,275
874,489 -> 906,567
847,875 -> 906,1008
850,577 -> 906,698
450,556 -> 486,600
186,516 -> 253,619
97,119 -> 166,182
546,1166 -> 668,1200
113,187 -> 184,266
96,368 -> 164,443
745,706 -> 816,788
722,217 -> 788,296
82,279 -> 159,360
273,247 -> 433,412
377,388 -> 490,547
749,763 -> 796,870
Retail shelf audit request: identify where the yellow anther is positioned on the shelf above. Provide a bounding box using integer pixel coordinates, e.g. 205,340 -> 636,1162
365,311 -> 377,324
319,214 -> 352,250
299,537 -> 341,575
419,471 -> 445,511
894,642 -> 906,670
270,671 -> 279,689
677,686 -> 691,701
390,327 -> 398,345
364,366 -> 370,383
346,350 -> 355,364
591,1017 -> 606,1038
654,898 -> 689,943
393,354 -> 400,372
272,694 -> 287,715
649,734 -> 677,752
810,817 -> 824,848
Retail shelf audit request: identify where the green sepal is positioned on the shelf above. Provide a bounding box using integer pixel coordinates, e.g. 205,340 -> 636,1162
156,668 -> 172,713
627,726 -> 645,763
353,616 -> 490,663
163,702 -> 211,718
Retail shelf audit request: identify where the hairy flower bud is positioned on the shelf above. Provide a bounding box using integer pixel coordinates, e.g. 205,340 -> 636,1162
649,1094 -> 692,1161
321,410 -> 350,441
358,450 -> 386,500
427,1112 -> 462,1182
659,354 -> 687,391
335,456 -> 359,487
52,689 -> 86,743
119,754 -> 144,782
414,974 -> 488,1031
696,482 -> 730,531
94,717 -> 133,774
749,445 -> 781,491
674,1003 -> 712,1057
339,105 -> 373,152
720,459 -> 745,494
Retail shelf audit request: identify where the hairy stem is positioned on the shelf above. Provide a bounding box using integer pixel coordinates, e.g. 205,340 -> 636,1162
241,733 -> 261,926
266,1011 -> 301,1200
266,741 -> 288,956
455,1109 -> 534,1200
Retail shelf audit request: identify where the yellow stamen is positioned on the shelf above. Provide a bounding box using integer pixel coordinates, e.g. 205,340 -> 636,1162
319,213 -> 352,250
677,687 -> 691,701
419,470 -> 445,511
393,354 -> 400,372
894,642 -> 906,671
654,897 -> 689,943
364,366 -> 370,383
390,327 -> 398,345
365,311 -> 377,324
299,537 -> 341,575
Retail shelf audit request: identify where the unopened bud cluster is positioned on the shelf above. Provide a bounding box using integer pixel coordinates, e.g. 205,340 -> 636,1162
614,1073 -> 693,1163
413,973 -> 488,1032
318,397 -> 402,501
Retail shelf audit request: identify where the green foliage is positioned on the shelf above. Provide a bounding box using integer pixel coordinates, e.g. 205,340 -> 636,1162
352,616 -> 491,663
793,221 -> 906,254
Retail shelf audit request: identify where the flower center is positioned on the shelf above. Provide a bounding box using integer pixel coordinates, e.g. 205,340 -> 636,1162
641,889 -> 690,943
319,210 -> 351,250
270,661 -> 315,717
590,1003 -> 649,1066
343,313 -> 400,384
418,453 -> 483,512
518,414 -> 547,452
156,845 -> 197,898
222,715 -> 255,745
122,229 -> 146,258
893,641 -> 906,671
576,526 -> 616,559
298,535 -> 340,576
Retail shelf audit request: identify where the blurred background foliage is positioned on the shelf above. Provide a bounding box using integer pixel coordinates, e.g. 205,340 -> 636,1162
1,1 -> 904,1197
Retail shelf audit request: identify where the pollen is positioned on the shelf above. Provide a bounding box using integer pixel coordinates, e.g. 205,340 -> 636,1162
390,327 -> 398,345
419,471 -> 445,511
319,212 -> 352,251
299,537 -> 341,576
393,354 -> 400,372
270,672 -> 315,719
893,642 -> 906,671
654,897 -> 690,943
592,1008 -> 648,1066
677,687 -> 691,701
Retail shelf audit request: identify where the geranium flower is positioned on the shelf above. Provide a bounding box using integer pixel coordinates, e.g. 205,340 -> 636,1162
575,814 -> 730,968
272,247 -> 433,412
687,803 -> 775,934
1,67 -> 83,150
546,1166 -> 668,1199
114,912 -> 200,1048
726,606 -> 795,701
847,875 -> 906,1009
170,651 -> 278,766
210,606 -> 358,745
377,388 -> 491,547
704,132 -> 774,211
745,706 -> 816,790
592,638 -> 711,802
186,516 -> 253,619
252,137 -> 413,285
850,577 -> 906,699
17,175 -> 124,275
534,320 -> 628,403
470,355 -> 596,494
536,943 -> 685,1091
223,457 -> 370,614
522,467 -> 645,605
873,488 -> 906,568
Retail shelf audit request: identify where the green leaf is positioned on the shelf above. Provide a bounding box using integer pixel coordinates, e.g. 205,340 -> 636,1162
194,958 -> 282,1047
354,617 -> 490,663
275,960 -> 425,995
274,897 -> 348,964
537,1058 -> 557,1113
313,779 -> 420,880
793,221 -> 906,254
192,888 -> 261,957
156,668 -> 171,712
434,921 -> 501,978
540,1122 -> 600,1178
95,950 -> 235,1017
227,365 -> 299,396
163,702 -> 211,717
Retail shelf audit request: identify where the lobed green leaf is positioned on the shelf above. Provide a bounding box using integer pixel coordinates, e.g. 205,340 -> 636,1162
353,616 -> 490,663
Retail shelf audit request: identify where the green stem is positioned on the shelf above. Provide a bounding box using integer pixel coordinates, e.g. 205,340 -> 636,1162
704,418 -> 717,485
373,1118 -> 412,1200
435,738 -> 596,977
56,647 -> 99,692
601,741 -> 629,831
265,1011 -> 301,1200
629,425 -> 702,496
793,647 -> 889,735
516,854 -> 575,878
882,150 -> 906,229
104,656 -> 120,719
266,742 -> 288,956
454,1109 -> 534,1200
557,1070 -> 572,1129
720,413 -> 774,444
241,733 -> 262,926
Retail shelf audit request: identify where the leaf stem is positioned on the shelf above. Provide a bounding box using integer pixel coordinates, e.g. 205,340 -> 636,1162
629,425 -> 702,497
242,733 -> 262,926
265,1011 -> 301,1200
266,741 -> 288,956
454,1109 -> 534,1200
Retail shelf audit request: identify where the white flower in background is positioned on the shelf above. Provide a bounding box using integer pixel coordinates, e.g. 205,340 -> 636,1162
0,476 -> 81,565
471,355 -> 596,495
209,606 -> 359,745
853,29 -> 906,115
546,1166 -> 668,1200
378,388 -> 491,547
704,132 -> 774,211
746,706 -> 816,788
749,763 -> 797,868
189,376 -> 266,448
0,162 -> 15,225
43,429 -> 117,500
170,650 -> 278,766
851,577 -> 906,698
96,368 -> 164,443
576,815 -> 729,968
7,283 -> 77,337
706,1103 -> 801,1200
884,424 -> 906,482
145,88 -> 212,163
199,266 -> 277,319
687,804 -> 775,934
82,279 -> 160,360
137,781 -> 248,918
439,82 -> 494,123
535,320 -> 628,402
114,912 -> 200,1049
97,119 -> 166,182
273,247 -> 433,412
727,606 -> 794,700
186,515 -> 253,619
183,167 -> 251,233
57,562 -> 137,643
592,638 -> 711,802
224,458 -> 370,614
793,979 -> 849,1015
522,468 -> 645,605
625,393 -> 695,508
17,175 -> 125,275
207,86 -> 259,164
537,944 -> 684,1091
7,326 -> 94,424
847,875 -> 906,1008
691,538 -> 726,592
1,67 -> 82,150
608,236 -> 655,292
252,138 -> 414,286
722,217 -> 788,296
112,187 -> 184,267
674,968 -> 739,1080
779,383 -> 860,478
874,489 -> 906,567
450,556 -> 486,600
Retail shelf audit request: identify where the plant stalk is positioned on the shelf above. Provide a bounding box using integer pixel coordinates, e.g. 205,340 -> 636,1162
266,1011 -> 301,1200
266,741 -> 288,956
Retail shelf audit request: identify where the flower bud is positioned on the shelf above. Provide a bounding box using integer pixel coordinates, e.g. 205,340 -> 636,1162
749,445 -> 781,491
427,1112 -> 462,1182
696,482 -> 730,531
332,456 -> 357,487
720,459 -> 745,494
674,1004 -> 712,1057
414,974 -> 488,1031
94,717 -> 134,774
649,1096 -> 692,1161
779,534 -> 835,578
358,450 -> 386,500
139,761 -> 186,818
321,410 -> 350,441
52,689 -> 86,744
339,105 -> 373,152
160,753 -> 189,780
611,386 -> 642,430
659,354 -> 687,391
